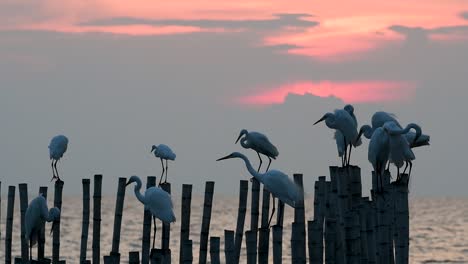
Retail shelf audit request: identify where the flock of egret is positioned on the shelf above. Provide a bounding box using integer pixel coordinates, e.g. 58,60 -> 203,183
24,104 -> 429,258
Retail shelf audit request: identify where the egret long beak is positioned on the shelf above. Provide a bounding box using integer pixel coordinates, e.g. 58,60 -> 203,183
356,129 -> 364,144
50,221 -> 58,235
216,154 -> 232,161
235,134 -> 242,144
125,181 -> 132,187
313,116 -> 326,125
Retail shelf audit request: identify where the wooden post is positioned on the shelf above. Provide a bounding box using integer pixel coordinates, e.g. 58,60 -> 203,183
182,240 -> 193,264
160,182 -> 171,263
291,222 -> 305,264
19,183 -> 29,262
366,200 -> 377,264
234,180 -> 248,263
142,176 -> 156,264
92,175 -> 103,264
38,186 -> 48,260
359,198 -> 369,264
110,177 -> 127,262
179,184 -> 192,264
329,167 -> 346,264
80,179 -> 90,264
250,179 -> 260,230
276,201 -> 285,227
344,210 -> 361,263
293,174 -> 306,263
272,225 -> 282,264
150,249 -> 162,264
209,237 -> 220,264
52,180 -> 64,263
129,252 -> 140,264
257,228 -> 269,264
393,174 -> 409,264
245,230 -> 257,264
324,218 -> 337,264
5,186 -> 15,264
224,230 -> 235,264
348,166 -> 362,208
308,220 -> 322,264
198,181 -> 215,264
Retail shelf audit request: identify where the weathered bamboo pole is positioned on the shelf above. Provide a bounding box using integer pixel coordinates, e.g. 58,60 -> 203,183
209,237 -> 220,264
394,174 -> 409,264
234,180 -> 248,263
179,184 -> 192,264
245,230 -> 257,264
324,218 -> 337,264
19,183 -> 29,262
348,166 -> 362,208
291,222 -> 306,263
276,201 -> 284,227
52,180 -> 64,264
272,225 -> 282,264
366,200 -> 377,264
312,176 -> 326,264
359,197 -> 369,264
308,220 -> 322,264
5,186 -> 15,264
142,176 -> 156,264
293,174 -> 306,263
224,230 -> 235,264
344,210 -> 361,263
249,179 -> 260,264
182,240 -> 193,264
129,252 -> 140,264
150,249 -> 162,264
260,188 -> 270,228
92,175 -> 103,264
109,177 -> 127,262
38,186 -> 48,260
160,182 -> 172,263
329,167 -> 346,264
373,170 -> 390,264
198,181 -> 215,264
257,228 -> 269,264
80,179 -> 90,264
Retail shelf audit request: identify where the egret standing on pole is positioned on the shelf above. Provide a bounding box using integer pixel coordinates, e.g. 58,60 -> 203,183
235,129 -> 279,172
25,194 -> 60,261
126,175 -> 176,250
367,127 -> 390,192
151,144 -> 176,185
217,152 -> 300,227
48,135 -> 68,181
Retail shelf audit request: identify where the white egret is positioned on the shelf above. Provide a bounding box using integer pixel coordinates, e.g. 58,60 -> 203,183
126,175 -> 176,249
235,129 -> 279,172
368,127 -> 390,191
314,108 -> 361,166
25,194 -> 60,261
383,121 -> 421,181
217,152 -> 300,227
151,144 -> 176,185
48,135 -> 68,181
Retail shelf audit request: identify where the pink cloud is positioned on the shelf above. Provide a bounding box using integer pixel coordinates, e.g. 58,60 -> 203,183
236,81 -> 416,105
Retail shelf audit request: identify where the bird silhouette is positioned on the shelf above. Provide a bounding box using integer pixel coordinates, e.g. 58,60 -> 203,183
151,144 -> 176,185
367,127 -> 390,192
235,129 -> 279,172
48,135 -> 68,181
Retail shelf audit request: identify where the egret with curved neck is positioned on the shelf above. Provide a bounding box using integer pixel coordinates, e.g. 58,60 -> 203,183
217,152 -> 300,227
235,129 -> 279,173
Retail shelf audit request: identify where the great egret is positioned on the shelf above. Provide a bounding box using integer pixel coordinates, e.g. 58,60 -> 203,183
368,127 -> 390,191
217,152 -> 300,227
151,144 -> 176,185
126,175 -> 176,249
48,135 -> 68,181
235,129 -> 279,172
314,108 -> 361,166
25,194 -> 60,261
383,121 -> 421,181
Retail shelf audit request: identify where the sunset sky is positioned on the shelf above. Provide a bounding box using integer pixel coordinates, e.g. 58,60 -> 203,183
1,1 -> 467,196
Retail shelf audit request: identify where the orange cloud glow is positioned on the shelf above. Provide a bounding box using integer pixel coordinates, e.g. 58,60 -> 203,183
236,81 -> 416,105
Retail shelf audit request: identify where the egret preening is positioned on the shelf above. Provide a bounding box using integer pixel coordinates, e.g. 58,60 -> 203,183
151,144 -> 176,185
235,129 -> 279,172
368,127 -> 390,192
25,194 -> 60,261
126,175 -> 176,249
314,108 -> 361,166
217,152 -> 301,227
48,135 -> 68,181
383,121 -> 421,182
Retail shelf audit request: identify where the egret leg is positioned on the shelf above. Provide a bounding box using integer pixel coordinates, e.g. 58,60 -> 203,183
343,135 -> 348,167
50,160 -> 56,181
256,152 -> 263,173
408,161 -> 413,178
341,155 -> 345,167
152,216 -> 157,249
402,162 -> 409,177
347,144 -> 352,166
54,160 -> 60,181
267,198 -> 276,228
165,160 -> 169,183
386,161 -> 390,172
159,158 -> 165,185
266,157 -> 272,172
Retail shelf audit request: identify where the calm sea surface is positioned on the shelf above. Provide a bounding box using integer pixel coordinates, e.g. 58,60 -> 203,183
1,196 -> 467,263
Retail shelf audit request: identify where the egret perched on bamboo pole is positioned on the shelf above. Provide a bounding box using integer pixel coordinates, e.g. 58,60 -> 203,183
48,135 -> 68,181
367,127 -> 390,191
235,129 -> 278,172
126,175 -> 176,249
151,144 -> 176,185
25,194 -> 60,261
217,152 -> 300,227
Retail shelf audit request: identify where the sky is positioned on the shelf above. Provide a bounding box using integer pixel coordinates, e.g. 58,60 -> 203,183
0,0 -> 467,197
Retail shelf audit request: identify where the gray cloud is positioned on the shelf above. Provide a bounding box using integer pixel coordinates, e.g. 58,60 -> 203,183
460,11 -> 468,20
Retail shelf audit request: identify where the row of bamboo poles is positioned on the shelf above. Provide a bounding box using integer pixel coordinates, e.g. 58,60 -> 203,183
0,166 -> 409,263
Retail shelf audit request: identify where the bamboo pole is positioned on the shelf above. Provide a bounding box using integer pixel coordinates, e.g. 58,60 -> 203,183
293,174 -> 306,263
249,179 -> 260,264
330,167 -> 346,264
272,225 -> 282,264
308,220 -> 321,264
394,174 -> 409,264
179,184 -> 192,264
19,183 -> 29,262
257,228 -> 269,264
129,252 -> 140,264
234,180 -> 248,263
291,222 -> 305,263
366,200 -> 377,264
359,198 -> 369,264
209,237 -> 220,264
276,201 -> 284,227
224,230 -> 235,264
92,175 -> 103,264
38,186 -> 48,260
348,166 -> 362,208
344,210 -> 361,263
5,186 -> 15,264
80,179 -> 90,264
110,177 -> 127,262
245,230 -> 257,264
324,218 -> 337,264
150,249 -> 162,264
52,180 -> 64,263
198,181 -> 215,264
142,176 -> 156,264
182,240 -> 193,264
160,182 -> 171,264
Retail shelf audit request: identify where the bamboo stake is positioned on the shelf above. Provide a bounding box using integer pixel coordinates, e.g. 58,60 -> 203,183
308,220 -> 322,264
179,184 -> 192,264
142,176 -> 156,264
291,222 -> 305,263
209,237 -> 220,264
293,174 -> 306,263
19,183 -> 29,262
224,230 -> 235,264
182,240 -> 193,264
272,225 -> 282,264
160,182 -> 171,264
5,186 -> 15,264
257,228 -> 269,264
92,175 -> 102,264
110,177 -> 127,262
366,200 -> 377,264
38,186 -> 48,260
394,174 -> 409,264
52,180 -> 64,263
245,230 -> 257,264
234,180 -> 248,263
359,198 -> 369,264
80,179 -> 90,264
198,181 -> 215,264
129,252 -> 140,264
324,218 -> 337,264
